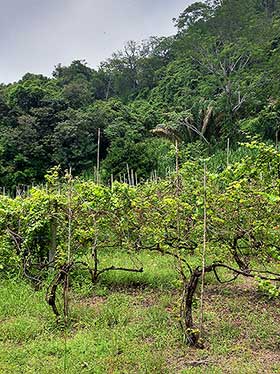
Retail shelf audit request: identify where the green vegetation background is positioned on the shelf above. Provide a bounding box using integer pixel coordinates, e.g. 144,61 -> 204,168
0,0 -> 280,188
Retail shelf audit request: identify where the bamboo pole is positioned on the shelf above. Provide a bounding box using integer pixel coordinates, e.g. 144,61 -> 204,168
226,138 -> 230,167
175,139 -> 179,176
131,169 -> 135,187
199,163 -> 207,333
96,128 -> 101,185
63,168 -> 73,373
64,168 -> 73,322
49,199 -> 57,268
126,164 -> 131,185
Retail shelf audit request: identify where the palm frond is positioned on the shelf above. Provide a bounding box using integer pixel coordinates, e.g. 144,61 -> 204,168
151,125 -> 182,143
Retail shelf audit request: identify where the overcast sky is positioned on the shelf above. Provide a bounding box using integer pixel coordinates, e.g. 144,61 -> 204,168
0,0 -> 194,84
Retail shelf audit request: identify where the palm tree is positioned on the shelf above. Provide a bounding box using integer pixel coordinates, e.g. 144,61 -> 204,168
151,108 -> 212,175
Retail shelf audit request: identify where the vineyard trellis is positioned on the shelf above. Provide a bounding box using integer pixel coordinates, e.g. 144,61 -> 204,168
0,141 -> 279,346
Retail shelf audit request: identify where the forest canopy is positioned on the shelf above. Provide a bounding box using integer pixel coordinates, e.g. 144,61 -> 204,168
0,0 -> 280,188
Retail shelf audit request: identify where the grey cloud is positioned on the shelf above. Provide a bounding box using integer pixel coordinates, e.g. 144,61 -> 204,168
0,0 -> 193,83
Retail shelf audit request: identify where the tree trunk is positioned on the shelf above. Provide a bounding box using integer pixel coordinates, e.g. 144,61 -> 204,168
181,269 -> 202,347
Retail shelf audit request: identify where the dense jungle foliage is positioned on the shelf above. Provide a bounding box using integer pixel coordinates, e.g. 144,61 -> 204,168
0,0 -> 280,188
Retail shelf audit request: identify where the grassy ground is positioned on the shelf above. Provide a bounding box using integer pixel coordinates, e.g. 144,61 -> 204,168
0,251 -> 279,373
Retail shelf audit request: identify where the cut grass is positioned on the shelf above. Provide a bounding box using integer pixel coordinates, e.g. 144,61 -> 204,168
0,252 -> 279,373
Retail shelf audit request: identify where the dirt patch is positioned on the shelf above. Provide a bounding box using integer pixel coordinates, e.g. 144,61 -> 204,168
253,349 -> 280,372
76,295 -> 107,311
165,348 -> 215,373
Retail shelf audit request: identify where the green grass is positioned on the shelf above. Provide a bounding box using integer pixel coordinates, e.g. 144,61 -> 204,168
0,252 -> 280,373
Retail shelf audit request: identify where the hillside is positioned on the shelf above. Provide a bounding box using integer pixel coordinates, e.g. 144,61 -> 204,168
0,0 -> 280,188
